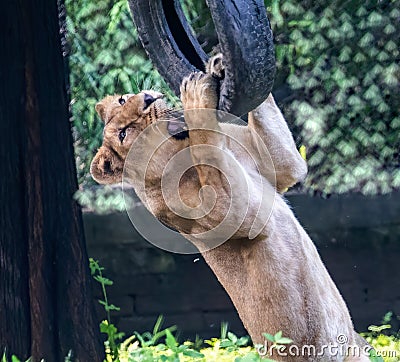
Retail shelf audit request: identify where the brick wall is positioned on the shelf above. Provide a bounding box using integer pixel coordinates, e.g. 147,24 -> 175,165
84,192 -> 400,340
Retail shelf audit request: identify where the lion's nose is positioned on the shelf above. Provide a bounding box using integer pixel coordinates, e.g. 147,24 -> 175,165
143,93 -> 156,108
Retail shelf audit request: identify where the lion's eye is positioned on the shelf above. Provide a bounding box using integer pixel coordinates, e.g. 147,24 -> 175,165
118,97 -> 126,105
118,129 -> 126,142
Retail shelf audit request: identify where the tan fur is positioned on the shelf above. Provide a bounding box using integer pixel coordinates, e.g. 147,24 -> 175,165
90,56 -> 371,361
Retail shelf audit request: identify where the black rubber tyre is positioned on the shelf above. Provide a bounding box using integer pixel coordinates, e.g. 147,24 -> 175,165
128,0 -> 275,117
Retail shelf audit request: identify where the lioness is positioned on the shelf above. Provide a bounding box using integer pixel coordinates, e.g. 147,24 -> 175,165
90,55 -> 371,361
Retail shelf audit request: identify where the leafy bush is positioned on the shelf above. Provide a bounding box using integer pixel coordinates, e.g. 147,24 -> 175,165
74,185 -> 132,214
109,323 -> 400,362
265,0 -> 400,195
362,312 -> 400,362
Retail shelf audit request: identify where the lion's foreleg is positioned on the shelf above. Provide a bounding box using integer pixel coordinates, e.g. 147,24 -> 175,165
180,72 -> 255,239
249,94 -> 307,192
180,72 -> 227,185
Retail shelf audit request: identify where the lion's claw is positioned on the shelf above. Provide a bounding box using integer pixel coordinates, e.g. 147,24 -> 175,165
206,53 -> 225,79
180,71 -> 218,110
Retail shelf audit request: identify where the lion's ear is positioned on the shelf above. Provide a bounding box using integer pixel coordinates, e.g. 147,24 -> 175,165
95,102 -> 106,121
90,146 -> 123,184
95,95 -> 116,121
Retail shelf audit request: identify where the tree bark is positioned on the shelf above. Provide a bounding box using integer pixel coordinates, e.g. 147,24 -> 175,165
0,1 -> 104,361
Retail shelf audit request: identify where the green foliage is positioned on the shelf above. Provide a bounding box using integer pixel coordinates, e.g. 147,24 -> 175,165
262,330 -> 293,346
1,351 -> 73,362
203,322 -> 250,356
1,354 -> 31,362
361,312 -> 400,362
123,330 -> 267,362
181,1 -> 217,54
132,315 -> 177,349
90,258 -> 124,361
217,322 -> 250,351
74,185 -> 133,214
265,0 -> 400,195
367,334 -> 400,362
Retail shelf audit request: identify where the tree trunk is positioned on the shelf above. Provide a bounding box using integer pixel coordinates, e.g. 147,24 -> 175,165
0,1 -> 104,361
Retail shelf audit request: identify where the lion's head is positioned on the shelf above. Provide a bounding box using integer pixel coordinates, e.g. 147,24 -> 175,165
90,90 -> 169,184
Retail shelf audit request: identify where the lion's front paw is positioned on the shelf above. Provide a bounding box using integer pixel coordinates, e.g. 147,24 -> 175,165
180,72 -> 218,110
206,53 -> 225,79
